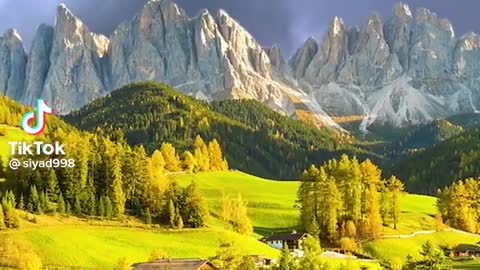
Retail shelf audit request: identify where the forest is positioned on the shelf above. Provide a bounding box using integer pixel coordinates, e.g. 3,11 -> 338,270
64,82 -> 377,180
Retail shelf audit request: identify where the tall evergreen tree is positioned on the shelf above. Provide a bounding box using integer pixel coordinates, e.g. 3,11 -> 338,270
161,143 -> 181,172
386,176 -> 405,230
208,139 -> 227,171
277,243 -> 296,270
181,181 -> 209,228
360,160 -> 383,239
0,204 -> 6,230
193,136 -> 210,172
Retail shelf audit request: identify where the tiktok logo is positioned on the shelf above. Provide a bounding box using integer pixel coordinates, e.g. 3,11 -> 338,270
21,99 -> 54,135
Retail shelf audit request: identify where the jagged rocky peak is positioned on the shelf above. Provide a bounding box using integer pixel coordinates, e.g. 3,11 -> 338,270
289,37 -> 319,79
55,4 -> 86,43
365,13 -> 384,35
23,24 -> 54,105
393,2 -> 412,18
139,0 -> 187,27
457,32 -> 480,51
3,28 -> 23,45
330,16 -> 346,37
410,7 -> 455,77
0,28 -> 27,99
301,16 -> 348,84
264,45 -> 286,70
453,32 -> 480,76
384,3 -> 414,70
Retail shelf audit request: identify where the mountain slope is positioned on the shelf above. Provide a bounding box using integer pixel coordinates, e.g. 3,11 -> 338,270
385,119 -> 464,159
3,1 -> 480,132
390,128 -> 480,194
64,82 -> 374,180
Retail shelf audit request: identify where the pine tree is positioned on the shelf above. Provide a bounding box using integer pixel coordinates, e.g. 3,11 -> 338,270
161,143 -> 181,172
74,195 -> 82,215
98,196 -> 105,217
2,197 -> 20,229
39,192 -> 50,214
277,243 -> 296,270
110,156 -> 126,216
150,150 -> 166,174
0,204 -> 6,230
322,177 -> 341,242
360,160 -> 383,239
208,139 -> 226,171
57,194 -> 66,214
176,212 -> 184,230
386,176 -> 405,230
182,151 -> 196,173
104,196 -> 114,218
169,199 -> 176,228
193,136 -> 210,172
28,185 -> 40,214
231,194 -> 253,235
17,194 -> 25,210
298,236 -> 322,270
380,181 -> 393,226
145,208 -> 152,225
182,181 -> 209,228
46,170 -> 59,202
298,165 -> 321,237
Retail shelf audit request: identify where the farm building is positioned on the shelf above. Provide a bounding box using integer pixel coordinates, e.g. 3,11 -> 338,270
132,259 -> 218,270
261,232 -> 308,257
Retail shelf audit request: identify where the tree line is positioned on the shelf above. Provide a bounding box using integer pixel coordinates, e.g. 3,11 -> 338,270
437,177 -> 480,233
0,130 -> 229,229
298,155 -> 404,243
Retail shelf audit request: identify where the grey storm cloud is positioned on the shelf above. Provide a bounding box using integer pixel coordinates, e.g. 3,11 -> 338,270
1,0 -> 480,56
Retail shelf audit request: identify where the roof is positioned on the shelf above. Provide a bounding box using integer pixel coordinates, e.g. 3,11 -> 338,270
262,233 -> 307,242
132,259 -> 218,270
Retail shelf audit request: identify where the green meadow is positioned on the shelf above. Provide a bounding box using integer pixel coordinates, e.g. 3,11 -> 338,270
0,124 -> 32,162
1,221 -> 278,269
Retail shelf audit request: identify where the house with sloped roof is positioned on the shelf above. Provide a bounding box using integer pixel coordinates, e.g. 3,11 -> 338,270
261,231 -> 308,258
132,259 -> 218,270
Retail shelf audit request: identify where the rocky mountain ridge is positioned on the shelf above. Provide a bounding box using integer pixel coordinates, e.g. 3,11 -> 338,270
1,1 -> 480,132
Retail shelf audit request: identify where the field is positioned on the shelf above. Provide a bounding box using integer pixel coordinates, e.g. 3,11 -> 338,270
0,213 -> 278,269
1,167 -> 479,268
0,124 -> 32,162
174,171 -> 439,236
174,171 -> 300,234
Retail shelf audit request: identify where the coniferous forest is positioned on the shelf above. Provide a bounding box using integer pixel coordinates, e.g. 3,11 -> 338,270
64,82 -> 377,181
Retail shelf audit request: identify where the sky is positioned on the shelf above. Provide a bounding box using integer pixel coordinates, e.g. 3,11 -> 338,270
1,0 -> 480,56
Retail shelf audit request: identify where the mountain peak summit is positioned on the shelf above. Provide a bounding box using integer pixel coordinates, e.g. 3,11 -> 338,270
393,3 -> 412,18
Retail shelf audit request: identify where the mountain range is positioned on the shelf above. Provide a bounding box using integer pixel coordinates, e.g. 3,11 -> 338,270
2,0 -> 480,132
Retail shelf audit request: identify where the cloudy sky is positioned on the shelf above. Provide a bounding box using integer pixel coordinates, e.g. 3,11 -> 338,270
1,0 -> 479,56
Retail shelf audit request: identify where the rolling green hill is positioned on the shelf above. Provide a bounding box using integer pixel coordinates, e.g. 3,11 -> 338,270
0,214 -> 278,269
64,82 -> 376,180
172,171 -> 439,236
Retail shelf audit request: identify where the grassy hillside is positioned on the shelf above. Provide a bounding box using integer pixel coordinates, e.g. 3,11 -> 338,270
174,171 -> 299,233
364,231 -> 480,265
0,214 -> 278,269
0,125 -> 34,162
173,171 -> 439,236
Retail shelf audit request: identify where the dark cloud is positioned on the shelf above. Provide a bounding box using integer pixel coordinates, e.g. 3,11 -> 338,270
1,0 -> 480,57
